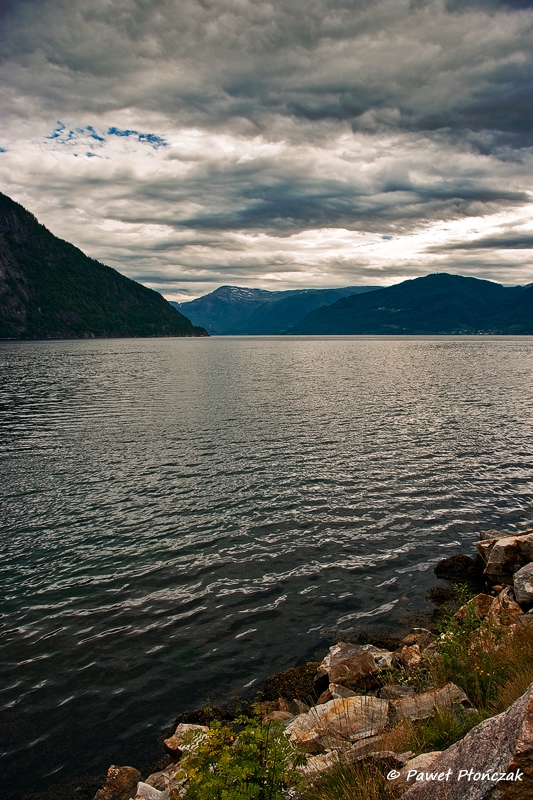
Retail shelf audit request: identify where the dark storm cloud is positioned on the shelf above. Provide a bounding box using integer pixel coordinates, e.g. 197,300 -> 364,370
2,0 -> 533,141
1,0 -> 533,294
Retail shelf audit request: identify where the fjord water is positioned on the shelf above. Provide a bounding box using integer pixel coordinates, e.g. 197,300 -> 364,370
2,336 -> 533,797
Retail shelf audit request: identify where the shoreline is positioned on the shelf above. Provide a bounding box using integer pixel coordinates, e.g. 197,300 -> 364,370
22,539 -> 490,800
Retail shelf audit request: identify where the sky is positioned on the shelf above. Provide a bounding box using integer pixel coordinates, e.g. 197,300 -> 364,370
1,0 -> 533,300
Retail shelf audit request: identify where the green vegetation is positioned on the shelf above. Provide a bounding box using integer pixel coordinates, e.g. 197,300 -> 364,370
0,192 -> 208,338
180,716 -> 306,800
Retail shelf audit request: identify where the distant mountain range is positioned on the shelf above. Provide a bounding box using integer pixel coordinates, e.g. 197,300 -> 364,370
171,285 -> 380,335
287,273 -> 533,335
0,192 -> 207,339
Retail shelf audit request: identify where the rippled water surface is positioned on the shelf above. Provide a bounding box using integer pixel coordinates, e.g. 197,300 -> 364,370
2,336 -> 533,797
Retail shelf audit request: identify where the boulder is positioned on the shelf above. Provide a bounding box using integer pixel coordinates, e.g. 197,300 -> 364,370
400,629 -> 436,650
135,784 -> 168,800
316,642 -> 393,678
514,563 -> 533,607
390,683 -> 470,723
394,752 -> 443,791
289,698 -> 310,715
379,684 -> 416,700
163,723 -> 207,757
286,695 -> 390,753
145,763 -> 188,798
454,593 -> 493,623
395,644 -> 424,671
478,532 -> 533,584
264,710 -> 294,722
479,530 -> 513,541
299,750 -> 340,780
401,681 -> 533,799
316,642 -> 393,691
487,587 -> 524,628
330,683 -> 357,699
93,765 -> 141,800
340,734 -> 388,761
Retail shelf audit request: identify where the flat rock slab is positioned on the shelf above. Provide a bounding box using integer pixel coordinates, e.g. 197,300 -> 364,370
164,723 -> 207,756
390,683 -> 470,723
402,681 -> 533,799
286,695 -> 390,753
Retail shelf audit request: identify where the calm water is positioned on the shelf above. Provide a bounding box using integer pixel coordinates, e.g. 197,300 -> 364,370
1,336 -> 533,798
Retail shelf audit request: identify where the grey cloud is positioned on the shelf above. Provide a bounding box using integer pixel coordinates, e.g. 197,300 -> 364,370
2,0 -> 533,296
2,0 -> 533,143
430,233 -> 533,251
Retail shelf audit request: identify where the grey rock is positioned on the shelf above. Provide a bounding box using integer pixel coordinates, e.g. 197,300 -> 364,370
286,695 -> 390,753
479,531 -> 533,584
163,723 -> 207,756
479,530 -> 514,542
298,750 -> 340,780
329,683 -> 357,699
514,563 -> 533,606
289,698 -> 310,715
134,784 -> 169,800
380,684 -> 416,700
394,752 -> 443,790
316,642 -> 393,678
401,681 -> 533,799
390,683 -> 470,723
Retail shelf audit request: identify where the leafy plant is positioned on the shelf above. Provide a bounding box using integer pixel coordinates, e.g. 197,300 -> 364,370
182,715 -> 306,800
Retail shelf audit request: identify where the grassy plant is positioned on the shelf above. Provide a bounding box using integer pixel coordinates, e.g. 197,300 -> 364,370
303,761 -> 402,800
380,704 -> 484,755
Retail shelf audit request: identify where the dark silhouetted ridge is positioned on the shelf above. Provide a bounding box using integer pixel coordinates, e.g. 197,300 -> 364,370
0,192 -> 208,339
286,273 -> 530,334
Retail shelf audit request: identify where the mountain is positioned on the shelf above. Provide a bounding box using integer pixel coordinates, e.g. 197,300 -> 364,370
286,273 -> 531,335
0,192 -> 207,339
171,284 -> 380,335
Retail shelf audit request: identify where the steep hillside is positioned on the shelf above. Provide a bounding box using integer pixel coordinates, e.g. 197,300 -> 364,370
0,193 -> 207,339
287,273 -> 529,335
172,284 -> 380,335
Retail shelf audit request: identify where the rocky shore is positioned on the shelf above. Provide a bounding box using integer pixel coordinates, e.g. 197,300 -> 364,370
56,528 -> 533,800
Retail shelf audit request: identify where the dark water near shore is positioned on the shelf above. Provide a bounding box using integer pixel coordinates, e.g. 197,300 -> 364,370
2,336 -> 533,798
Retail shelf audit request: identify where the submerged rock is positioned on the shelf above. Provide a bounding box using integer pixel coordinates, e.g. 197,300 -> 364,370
262,661 -> 320,703
433,554 -> 483,583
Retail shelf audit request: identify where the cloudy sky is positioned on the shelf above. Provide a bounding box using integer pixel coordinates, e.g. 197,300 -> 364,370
1,0 -> 533,300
